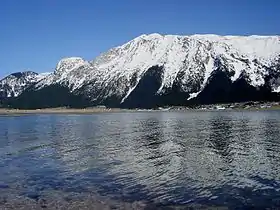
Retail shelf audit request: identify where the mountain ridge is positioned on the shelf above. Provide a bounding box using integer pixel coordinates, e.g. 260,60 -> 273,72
1,34 -> 280,108
0,71 -> 51,99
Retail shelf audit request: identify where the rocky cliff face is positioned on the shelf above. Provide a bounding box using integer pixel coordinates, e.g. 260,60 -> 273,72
1,34 -> 280,108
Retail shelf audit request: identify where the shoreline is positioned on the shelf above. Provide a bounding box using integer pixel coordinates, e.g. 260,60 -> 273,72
0,105 -> 280,115
1,101 -> 280,115
0,108 -> 131,115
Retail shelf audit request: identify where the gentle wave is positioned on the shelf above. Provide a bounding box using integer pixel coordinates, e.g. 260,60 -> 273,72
1,111 -> 280,208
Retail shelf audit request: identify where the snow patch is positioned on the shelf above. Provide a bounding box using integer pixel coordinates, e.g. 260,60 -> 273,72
188,92 -> 201,100
273,86 -> 280,93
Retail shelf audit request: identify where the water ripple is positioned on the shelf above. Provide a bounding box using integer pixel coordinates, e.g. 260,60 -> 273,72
1,111 -> 280,208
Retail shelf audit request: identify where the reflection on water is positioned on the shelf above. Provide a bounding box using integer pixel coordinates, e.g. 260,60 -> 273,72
1,111 -> 280,208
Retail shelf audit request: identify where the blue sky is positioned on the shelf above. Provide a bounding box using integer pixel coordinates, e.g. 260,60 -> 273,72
1,0 -> 280,77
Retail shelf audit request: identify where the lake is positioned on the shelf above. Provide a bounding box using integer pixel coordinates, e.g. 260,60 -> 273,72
1,110 -> 280,209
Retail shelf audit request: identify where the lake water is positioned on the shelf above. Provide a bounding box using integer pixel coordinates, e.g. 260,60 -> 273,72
1,110 -> 280,209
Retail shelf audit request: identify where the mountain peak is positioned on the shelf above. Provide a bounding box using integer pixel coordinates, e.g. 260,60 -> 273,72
0,71 -> 49,98
55,57 -> 88,74
10,71 -> 38,79
56,57 -> 85,67
138,33 -> 163,40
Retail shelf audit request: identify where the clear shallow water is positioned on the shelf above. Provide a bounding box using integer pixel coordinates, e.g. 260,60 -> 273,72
1,110 -> 280,208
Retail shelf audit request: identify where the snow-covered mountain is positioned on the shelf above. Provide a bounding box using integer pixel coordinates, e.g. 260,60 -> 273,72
2,34 -> 280,108
0,71 -> 51,99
